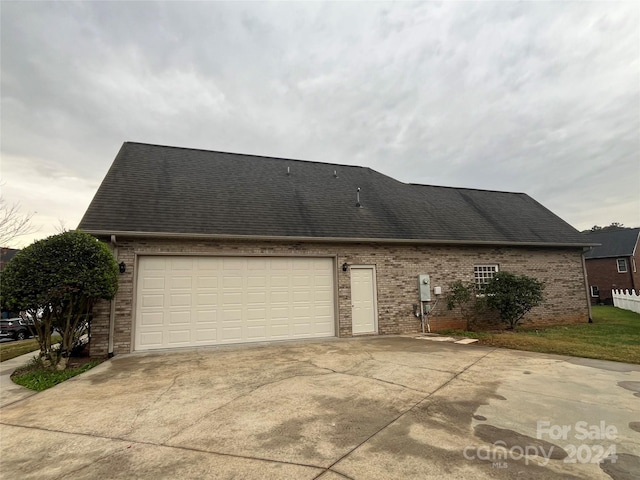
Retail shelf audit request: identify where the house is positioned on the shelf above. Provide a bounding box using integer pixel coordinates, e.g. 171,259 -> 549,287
78,142 -> 593,357
0,247 -> 19,272
583,228 -> 640,304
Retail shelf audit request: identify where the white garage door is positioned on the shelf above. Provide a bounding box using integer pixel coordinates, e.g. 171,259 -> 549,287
135,256 -> 335,351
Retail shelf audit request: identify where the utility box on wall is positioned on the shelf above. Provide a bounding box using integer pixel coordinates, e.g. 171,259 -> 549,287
418,274 -> 431,301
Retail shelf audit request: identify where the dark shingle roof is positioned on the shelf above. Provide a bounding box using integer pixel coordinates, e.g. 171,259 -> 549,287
78,142 -> 589,246
583,228 -> 640,259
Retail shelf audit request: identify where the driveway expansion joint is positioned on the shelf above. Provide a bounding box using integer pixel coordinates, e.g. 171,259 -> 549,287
0,421 -> 329,472
323,347 -> 499,472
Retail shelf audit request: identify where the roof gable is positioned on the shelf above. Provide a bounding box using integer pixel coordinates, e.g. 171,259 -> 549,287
78,142 -> 589,246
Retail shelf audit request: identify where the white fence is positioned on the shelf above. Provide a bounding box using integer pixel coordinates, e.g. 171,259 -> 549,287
612,289 -> 640,314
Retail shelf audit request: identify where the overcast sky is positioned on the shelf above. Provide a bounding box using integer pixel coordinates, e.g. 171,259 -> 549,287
1,1 -> 639,247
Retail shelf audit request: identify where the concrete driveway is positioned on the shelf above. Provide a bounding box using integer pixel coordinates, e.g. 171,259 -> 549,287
1,337 -> 639,479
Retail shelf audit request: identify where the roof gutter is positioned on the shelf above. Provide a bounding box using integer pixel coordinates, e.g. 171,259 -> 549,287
81,230 -> 596,249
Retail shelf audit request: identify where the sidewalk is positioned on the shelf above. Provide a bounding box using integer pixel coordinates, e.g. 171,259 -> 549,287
0,350 -> 39,408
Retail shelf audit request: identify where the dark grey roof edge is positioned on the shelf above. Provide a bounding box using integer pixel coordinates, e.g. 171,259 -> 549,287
123,141 -> 383,174
585,254 -> 631,260
408,182 -> 528,196
81,229 -> 595,248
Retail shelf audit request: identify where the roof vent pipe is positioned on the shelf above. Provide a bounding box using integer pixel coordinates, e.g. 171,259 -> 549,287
334,170 -> 338,178
356,187 -> 361,208
287,166 -> 291,176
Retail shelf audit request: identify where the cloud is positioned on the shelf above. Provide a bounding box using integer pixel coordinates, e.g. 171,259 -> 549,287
1,1 -> 638,247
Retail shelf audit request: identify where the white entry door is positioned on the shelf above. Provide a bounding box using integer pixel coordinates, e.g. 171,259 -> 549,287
350,266 -> 377,334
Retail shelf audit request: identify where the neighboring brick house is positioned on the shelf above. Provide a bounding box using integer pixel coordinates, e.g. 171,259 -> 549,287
583,228 -> 640,304
78,142 -> 593,357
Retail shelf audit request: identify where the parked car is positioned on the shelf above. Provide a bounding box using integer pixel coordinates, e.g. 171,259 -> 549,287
0,317 -> 35,341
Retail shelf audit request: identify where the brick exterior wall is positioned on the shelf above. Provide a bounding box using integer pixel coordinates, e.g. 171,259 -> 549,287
89,238 -> 590,357
585,255 -> 639,305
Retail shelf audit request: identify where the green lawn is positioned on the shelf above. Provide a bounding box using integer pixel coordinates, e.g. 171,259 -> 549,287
0,335 -> 61,362
441,306 -> 640,364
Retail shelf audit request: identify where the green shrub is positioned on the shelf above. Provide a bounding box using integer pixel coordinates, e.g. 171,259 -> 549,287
482,271 -> 545,329
1,231 -> 118,368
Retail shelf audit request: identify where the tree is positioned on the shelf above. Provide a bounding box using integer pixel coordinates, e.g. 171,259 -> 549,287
0,196 -> 37,246
482,272 -> 545,329
1,231 -> 118,369
585,222 -> 629,233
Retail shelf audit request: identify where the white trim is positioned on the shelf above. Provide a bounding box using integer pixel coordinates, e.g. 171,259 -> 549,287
80,229 -> 594,248
349,265 -> 379,335
473,264 -> 499,290
590,285 -> 599,298
617,258 -> 628,273
131,254 -> 337,352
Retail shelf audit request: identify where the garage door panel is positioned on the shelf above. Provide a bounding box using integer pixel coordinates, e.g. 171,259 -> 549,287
197,276 -> 218,288
170,258 -> 194,271
167,329 -> 191,343
314,324 -> 333,335
247,275 -> 267,287
194,328 -> 217,342
246,326 -> 267,339
292,323 -> 311,335
293,260 -> 311,270
293,291 -> 311,303
196,258 -> 220,270
271,275 -> 289,287
247,292 -> 266,304
293,275 -> 310,286
170,294 -> 192,307
223,258 -> 245,270
270,324 -> 290,336
222,327 -> 242,341
223,276 -> 243,288
142,295 -> 164,308
196,293 -> 217,306
170,276 -> 192,289
135,256 -> 335,351
270,306 -> 290,318
314,305 -> 334,317
314,290 -> 333,302
168,311 -> 190,325
270,260 -> 289,270
248,259 -> 267,270
143,277 -> 165,289
223,292 -> 242,305
246,308 -> 266,320
293,305 -> 311,317
140,331 -> 163,347
222,308 -> 242,321
270,291 -> 290,303
142,258 -> 167,271
140,312 -> 164,326
195,310 -> 216,323
314,275 -> 332,287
